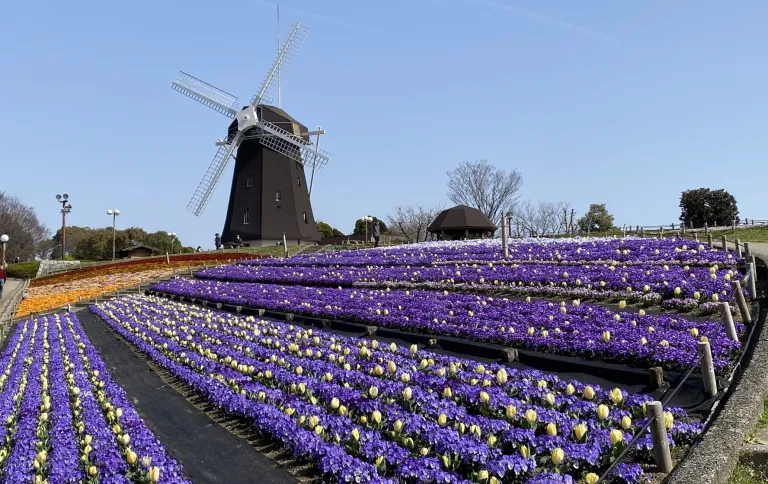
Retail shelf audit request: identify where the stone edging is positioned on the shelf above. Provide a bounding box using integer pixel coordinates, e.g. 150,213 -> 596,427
667,255 -> 767,484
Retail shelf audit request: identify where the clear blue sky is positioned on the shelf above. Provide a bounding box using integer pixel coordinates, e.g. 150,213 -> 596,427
2,1 -> 766,248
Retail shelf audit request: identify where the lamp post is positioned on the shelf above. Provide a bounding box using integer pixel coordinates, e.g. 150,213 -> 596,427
106,209 -> 121,261
55,194 -> 72,260
167,233 -> 177,254
0,234 -> 8,268
360,216 -> 373,244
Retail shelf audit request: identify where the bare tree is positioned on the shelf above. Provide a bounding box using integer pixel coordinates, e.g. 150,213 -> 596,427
0,192 -> 51,262
446,160 -> 523,225
387,203 -> 445,244
510,200 -> 570,237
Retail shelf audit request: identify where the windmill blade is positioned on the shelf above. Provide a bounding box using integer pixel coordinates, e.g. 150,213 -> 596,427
187,131 -> 244,217
250,22 -> 309,107
172,71 -> 239,118
242,120 -> 330,170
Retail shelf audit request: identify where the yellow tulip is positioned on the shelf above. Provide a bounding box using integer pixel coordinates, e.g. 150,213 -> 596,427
480,392 -> 490,404
546,423 -> 557,436
524,409 -> 537,424
369,386 -> 379,398
621,416 -> 632,429
330,398 -> 340,410
586,472 -> 600,484
505,405 -> 517,420
664,411 -> 674,430
393,420 -> 403,433
610,428 -> 623,446
690,328 -> 699,338
565,384 -> 575,396
127,451 -> 138,465
477,470 -> 489,482
410,344 -> 418,355
88,466 -> 98,477
573,423 -> 587,441
583,386 -> 595,400
618,300 -> 626,310
149,466 -> 160,483
610,388 -> 623,404
597,404 -> 610,421
551,448 -> 565,465
545,393 -> 555,406
443,387 -> 453,398
520,445 -> 530,458
372,410 -> 382,425
351,428 -> 360,441
387,361 -> 397,374
437,414 -> 448,426
496,368 -> 508,385
402,387 -> 412,401
487,435 -> 497,446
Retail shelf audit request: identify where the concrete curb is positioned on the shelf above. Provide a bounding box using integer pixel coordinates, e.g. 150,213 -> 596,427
667,255 -> 766,484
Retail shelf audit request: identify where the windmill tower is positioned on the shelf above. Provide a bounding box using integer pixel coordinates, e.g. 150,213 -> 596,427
172,22 -> 329,247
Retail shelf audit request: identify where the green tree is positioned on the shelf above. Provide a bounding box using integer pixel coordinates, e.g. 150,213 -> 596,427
353,217 -> 388,236
577,204 -> 615,233
316,221 -> 344,239
679,188 -> 739,228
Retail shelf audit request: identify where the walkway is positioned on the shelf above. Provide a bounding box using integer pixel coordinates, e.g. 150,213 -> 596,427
78,310 -> 297,484
0,279 -> 24,322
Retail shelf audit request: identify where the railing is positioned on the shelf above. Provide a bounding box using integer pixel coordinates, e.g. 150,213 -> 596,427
597,267 -> 758,482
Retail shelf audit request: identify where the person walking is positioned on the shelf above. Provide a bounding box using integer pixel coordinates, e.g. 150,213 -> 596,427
372,220 -> 381,248
214,233 -> 222,250
0,263 -> 6,299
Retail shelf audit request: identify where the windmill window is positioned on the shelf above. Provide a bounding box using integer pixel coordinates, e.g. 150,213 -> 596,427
246,176 -> 252,188
243,208 -> 250,225
275,190 -> 282,202
297,177 -> 301,187
303,212 -> 308,224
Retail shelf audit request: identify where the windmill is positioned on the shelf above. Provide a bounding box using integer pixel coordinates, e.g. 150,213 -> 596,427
172,22 -> 330,247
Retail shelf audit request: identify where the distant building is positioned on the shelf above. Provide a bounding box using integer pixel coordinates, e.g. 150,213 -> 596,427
116,245 -> 160,259
428,205 -> 497,240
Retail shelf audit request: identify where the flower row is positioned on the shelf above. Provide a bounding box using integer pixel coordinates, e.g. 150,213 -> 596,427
0,312 -> 189,483
32,253 -> 263,288
92,296 -> 703,483
242,238 -> 736,268
150,279 -> 743,371
199,262 -> 742,304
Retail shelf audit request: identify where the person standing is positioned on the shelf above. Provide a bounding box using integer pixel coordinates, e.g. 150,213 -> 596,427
214,233 -> 222,250
0,263 -> 6,299
372,220 -> 381,248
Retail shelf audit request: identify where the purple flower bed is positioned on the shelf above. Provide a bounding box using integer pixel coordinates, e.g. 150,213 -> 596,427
242,238 -> 737,268
91,295 -> 705,484
0,313 -> 189,484
151,278 -> 743,371
198,262 -> 742,304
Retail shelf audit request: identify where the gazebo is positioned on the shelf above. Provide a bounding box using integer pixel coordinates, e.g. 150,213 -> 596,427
427,205 -> 497,240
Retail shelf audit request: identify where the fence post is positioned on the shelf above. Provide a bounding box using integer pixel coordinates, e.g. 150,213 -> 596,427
704,222 -> 709,234
735,239 -> 743,258
744,241 -> 751,256
707,233 -> 713,247
732,280 -> 752,323
748,263 -> 758,300
660,226 -> 664,237
166,252 -> 170,264
721,235 -> 727,251
721,303 -> 738,341
694,232 -> 699,242
647,401 -> 674,473
501,217 -> 509,258
698,341 -> 718,398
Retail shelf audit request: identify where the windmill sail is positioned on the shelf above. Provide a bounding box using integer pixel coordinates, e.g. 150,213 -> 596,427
186,131 -> 243,217
250,23 -> 309,107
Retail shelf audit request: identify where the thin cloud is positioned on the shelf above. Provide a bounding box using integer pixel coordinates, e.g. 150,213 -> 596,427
465,0 -> 617,43
251,0 -> 360,30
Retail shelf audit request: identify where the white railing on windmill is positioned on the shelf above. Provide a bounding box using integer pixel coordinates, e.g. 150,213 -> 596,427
171,22 -> 330,217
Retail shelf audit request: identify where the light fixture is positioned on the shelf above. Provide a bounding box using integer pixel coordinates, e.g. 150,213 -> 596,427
0,235 -> 8,243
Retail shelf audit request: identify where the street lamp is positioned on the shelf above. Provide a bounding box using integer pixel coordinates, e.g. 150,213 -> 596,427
0,234 -> 8,268
360,216 -> 373,244
55,194 -> 72,260
106,209 -> 121,261
167,232 -> 177,254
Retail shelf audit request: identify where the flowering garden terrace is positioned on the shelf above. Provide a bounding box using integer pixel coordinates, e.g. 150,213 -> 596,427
90,295 -> 704,484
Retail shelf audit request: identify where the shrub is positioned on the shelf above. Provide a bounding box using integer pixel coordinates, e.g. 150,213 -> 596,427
6,261 -> 40,279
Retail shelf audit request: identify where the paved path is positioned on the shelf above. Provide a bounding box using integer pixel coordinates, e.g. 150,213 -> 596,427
0,279 -> 24,322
